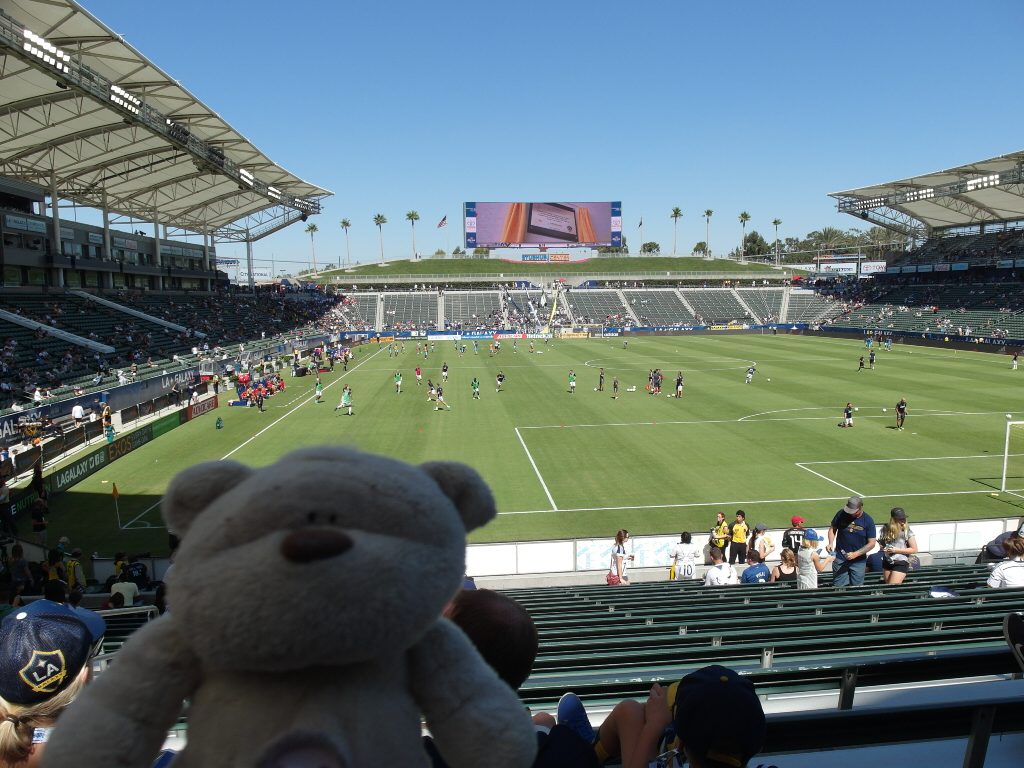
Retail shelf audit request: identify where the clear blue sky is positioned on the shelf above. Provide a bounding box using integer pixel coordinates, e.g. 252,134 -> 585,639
83,0 -> 1024,270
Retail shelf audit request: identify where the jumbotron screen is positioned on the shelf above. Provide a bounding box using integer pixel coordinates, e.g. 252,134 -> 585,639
465,202 -> 622,248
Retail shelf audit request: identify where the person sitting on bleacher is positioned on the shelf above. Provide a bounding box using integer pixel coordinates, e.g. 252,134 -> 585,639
0,609 -> 95,766
110,571 -> 140,607
986,535 -> 1024,588
771,548 -> 798,583
740,551 -> 771,584
704,547 -> 737,586
424,588 -> 600,768
976,519 -> 1024,564
559,665 -> 767,768
123,556 -> 150,590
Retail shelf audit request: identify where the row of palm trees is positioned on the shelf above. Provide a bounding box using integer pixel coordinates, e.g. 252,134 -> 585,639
667,209 -> 782,260
305,211 -> 424,272
302,208 -> 785,272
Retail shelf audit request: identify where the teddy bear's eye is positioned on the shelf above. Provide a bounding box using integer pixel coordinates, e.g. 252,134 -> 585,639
307,512 -> 316,523
328,514 -> 337,524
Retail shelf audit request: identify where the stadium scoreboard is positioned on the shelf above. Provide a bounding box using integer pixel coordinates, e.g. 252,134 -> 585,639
465,202 -> 621,249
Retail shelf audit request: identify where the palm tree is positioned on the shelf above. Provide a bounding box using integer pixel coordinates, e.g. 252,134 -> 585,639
771,218 -> 782,265
670,207 -> 683,256
738,211 -> 751,261
405,210 -> 420,260
340,219 -> 351,266
703,209 -> 713,258
373,214 -> 387,265
304,222 -> 319,275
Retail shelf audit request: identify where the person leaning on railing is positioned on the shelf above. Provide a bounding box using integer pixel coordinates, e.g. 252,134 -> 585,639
986,535 -> 1024,588
977,519 -> 1024,564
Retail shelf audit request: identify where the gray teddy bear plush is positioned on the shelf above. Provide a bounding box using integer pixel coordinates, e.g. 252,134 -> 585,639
44,446 -> 537,768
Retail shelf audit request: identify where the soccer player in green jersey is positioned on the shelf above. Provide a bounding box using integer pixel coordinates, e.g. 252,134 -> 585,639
471,377 -> 481,399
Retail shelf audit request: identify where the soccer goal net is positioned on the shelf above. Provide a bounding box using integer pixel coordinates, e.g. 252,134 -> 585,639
1001,420 -> 1024,493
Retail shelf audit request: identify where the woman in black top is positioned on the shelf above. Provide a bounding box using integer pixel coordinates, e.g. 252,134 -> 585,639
771,548 -> 798,583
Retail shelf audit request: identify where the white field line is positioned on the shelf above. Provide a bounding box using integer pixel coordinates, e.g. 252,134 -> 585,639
514,427 -> 558,511
518,410 -> 1014,431
495,487 -> 1024,516
121,499 -> 164,530
795,463 -> 864,497
738,407 -> 981,421
787,335 -> 1015,366
800,453 -> 1024,466
122,518 -> 163,530
120,354 -> 385,528
222,347 -> 384,460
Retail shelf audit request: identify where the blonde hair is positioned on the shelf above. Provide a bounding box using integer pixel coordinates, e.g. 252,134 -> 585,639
779,548 -> 796,566
881,519 -> 907,545
801,538 -> 818,549
0,668 -> 88,764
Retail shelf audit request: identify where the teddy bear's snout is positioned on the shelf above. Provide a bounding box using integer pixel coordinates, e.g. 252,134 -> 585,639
281,529 -> 353,563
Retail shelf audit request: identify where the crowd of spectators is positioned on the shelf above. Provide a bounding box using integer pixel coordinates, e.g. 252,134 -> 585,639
0,288 -> 341,411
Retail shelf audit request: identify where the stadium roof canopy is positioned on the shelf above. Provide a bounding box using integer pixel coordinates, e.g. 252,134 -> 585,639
0,0 -> 331,242
830,150 -> 1024,240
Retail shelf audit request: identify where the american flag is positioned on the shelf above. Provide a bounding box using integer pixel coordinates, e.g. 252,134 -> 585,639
437,215 -> 447,229
637,218 -> 643,228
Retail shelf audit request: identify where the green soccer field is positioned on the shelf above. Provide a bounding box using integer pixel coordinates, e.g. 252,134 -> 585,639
37,334 -> 1024,557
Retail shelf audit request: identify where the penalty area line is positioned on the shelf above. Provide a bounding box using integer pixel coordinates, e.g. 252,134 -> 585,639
514,427 -> 558,511
795,463 -> 864,497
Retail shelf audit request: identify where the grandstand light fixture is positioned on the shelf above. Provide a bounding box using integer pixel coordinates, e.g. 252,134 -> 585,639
239,168 -> 254,186
267,186 -> 281,200
903,187 -> 935,203
855,196 -> 887,211
109,83 -> 141,115
22,28 -> 71,73
966,173 -> 999,191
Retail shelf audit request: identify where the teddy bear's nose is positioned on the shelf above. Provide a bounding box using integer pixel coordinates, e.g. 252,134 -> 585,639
281,529 -> 353,563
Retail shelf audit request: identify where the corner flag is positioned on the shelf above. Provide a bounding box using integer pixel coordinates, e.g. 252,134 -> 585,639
111,483 -> 119,500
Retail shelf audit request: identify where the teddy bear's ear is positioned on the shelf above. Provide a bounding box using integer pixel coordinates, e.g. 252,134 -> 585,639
162,460 -> 252,535
420,461 -> 497,532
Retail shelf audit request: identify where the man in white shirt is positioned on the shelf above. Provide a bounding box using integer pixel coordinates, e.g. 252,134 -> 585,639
704,547 -> 738,586
111,574 -> 140,606
71,403 -> 85,426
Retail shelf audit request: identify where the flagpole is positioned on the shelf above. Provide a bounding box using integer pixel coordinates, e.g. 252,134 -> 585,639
112,483 -> 122,529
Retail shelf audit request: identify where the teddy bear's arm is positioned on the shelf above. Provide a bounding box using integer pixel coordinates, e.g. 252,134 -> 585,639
408,620 -> 537,768
43,615 -> 201,768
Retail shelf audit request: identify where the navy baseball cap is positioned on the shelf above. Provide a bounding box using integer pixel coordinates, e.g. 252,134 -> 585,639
672,665 -> 766,767
20,599 -> 106,644
0,611 -> 92,705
